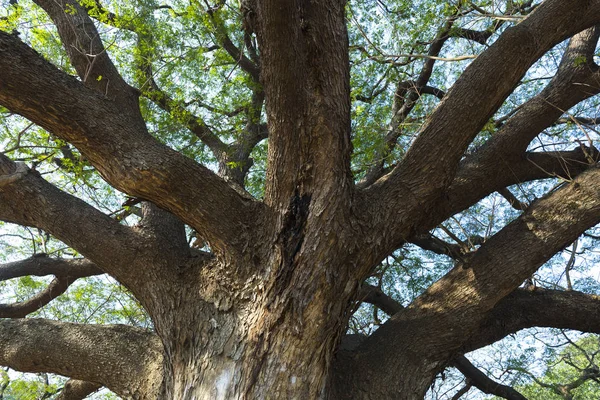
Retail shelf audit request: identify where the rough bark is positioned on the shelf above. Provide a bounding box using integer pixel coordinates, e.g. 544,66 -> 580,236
0,319 -> 163,399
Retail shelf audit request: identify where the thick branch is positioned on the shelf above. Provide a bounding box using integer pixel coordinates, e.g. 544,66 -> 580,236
350,166 -> 600,395
497,188 -> 528,211
139,202 -> 189,258
441,25 -> 600,220
0,155 -> 144,288
465,288 -> 600,352
360,284 -> 600,391
0,319 -> 163,399
441,146 -> 600,224
256,0 -> 353,208
358,284 -> 526,400
365,1 -> 600,251
358,284 -> 402,315
0,31 -> 265,255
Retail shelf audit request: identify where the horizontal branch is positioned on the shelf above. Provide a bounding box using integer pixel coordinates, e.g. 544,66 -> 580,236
374,53 -> 477,62
0,318 -> 163,399
0,256 -> 103,318
465,288 -> 600,352
0,256 -> 102,281
444,146 -> 599,219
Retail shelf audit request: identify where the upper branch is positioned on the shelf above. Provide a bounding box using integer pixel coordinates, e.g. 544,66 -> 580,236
255,0 -> 353,207
439,25 -> 600,221
33,0 -> 136,104
204,1 -> 260,82
0,318 -> 163,399
0,256 -> 101,281
358,12 -> 457,188
0,31 -> 265,255
0,277 -> 72,318
363,0 -> 600,249
134,30 -> 228,156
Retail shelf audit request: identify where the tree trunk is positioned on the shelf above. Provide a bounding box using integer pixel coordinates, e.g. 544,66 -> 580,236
149,203 -> 383,399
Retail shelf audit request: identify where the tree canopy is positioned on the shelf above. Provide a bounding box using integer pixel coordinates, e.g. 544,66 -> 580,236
2,0 -> 600,399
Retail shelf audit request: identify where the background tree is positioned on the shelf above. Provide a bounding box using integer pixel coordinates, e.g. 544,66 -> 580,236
2,0 -> 600,399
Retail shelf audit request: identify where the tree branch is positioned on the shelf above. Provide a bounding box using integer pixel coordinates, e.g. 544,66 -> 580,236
0,256 -> 103,318
443,146 -> 600,225
364,1 -> 600,251
0,31 -> 266,255
497,188 -> 528,211
56,380 -> 101,400
203,0 -> 260,82
409,233 -> 464,259
450,356 -> 526,400
0,155 -> 145,288
358,284 -> 527,400
0,319 -> 162,399
442,25 -> 600,219
0,277 -> 71,318
351,165 -> 600,394
139,202 -> 189,258
465,288 -> 600,352
33,0 -> 136,104
358,11 -> 456,188
0,256 -> 102,281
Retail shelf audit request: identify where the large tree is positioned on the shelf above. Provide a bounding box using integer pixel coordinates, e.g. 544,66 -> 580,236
2,0 -> 600,398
